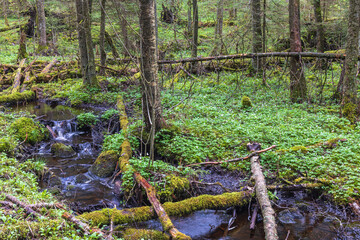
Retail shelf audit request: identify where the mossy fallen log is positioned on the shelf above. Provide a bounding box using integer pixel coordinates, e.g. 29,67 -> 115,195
79,190 -> 253,226
116,96 -> 190,239
0,90 -> 35,105
121,228 -> 170,240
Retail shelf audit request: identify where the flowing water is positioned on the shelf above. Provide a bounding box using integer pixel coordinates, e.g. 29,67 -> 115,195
11,102 -> 360,239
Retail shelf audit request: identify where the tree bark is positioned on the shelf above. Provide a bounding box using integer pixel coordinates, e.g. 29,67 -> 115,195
341,0 -> 360,121
252,0 -> 262,72
99,0 -> 106,75
36,0 -> 47,53
289,0 -> 307,102
191,0 -> 198,71
139,0 -> 165,131
187,0 -> 192,36
75,0 -> 99,87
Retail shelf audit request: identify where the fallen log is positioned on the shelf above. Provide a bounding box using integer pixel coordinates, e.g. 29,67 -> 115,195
41,58 -> 58,74
0,23 -> 25,32
121,228 -> 170,240
11,59 -> 26,94
247,143 -> 278,240
267,183 -> 323,191
4,194 -> 42,218
186,145 -> 277,167
79,190 -> 253,226
0,90 -> 35,105
158,52 -> 352,65
20,72 -> 31,92
62,212 -> 104,238
116,96 -> 190,239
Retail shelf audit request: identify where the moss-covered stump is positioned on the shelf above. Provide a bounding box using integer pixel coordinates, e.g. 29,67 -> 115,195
79,191 -> 253,226
51,143 -> 76,158
89,150 -> 118,178
121,228 -> 170,240
0,90 -> 35,105
10,117 -> 48,144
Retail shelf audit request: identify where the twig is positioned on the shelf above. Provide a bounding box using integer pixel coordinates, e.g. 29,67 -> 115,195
46,125 -> 57,138
285,230 -> 291,240
186,145 -> 277,167
250,203 -> 259,230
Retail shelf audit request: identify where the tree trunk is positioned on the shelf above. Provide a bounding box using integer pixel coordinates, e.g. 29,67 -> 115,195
119,3 -> 130,56
75,0 -> 99,87
341,0 -> 360,122
187,0 -> 192,36
212,0 -> 224,56
99,0 -> 106,75
313,0 -> 325,53
289,0 -> 307,102
191,0 -> 198,71
3,0 -> 9,27
139,0 -> 165,160
17,28 -> 28,60
251,0 -> 262,72
36,0 -> 47,53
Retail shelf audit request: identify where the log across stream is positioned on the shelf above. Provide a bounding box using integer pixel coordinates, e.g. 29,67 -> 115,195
10,101 -> 360,239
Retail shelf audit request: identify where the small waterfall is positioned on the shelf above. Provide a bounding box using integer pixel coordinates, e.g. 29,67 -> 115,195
52,120 -> 78,142
78,142 -> 93,156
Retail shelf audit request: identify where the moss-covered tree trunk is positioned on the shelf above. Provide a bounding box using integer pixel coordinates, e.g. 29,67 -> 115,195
251,0 -> 262,73
341,0 -> 360,122
139,0 -> 165,160
3,0 -> 9,27
99,0 -> 106,75
75,0 -> 99,87
211,0 -> 224,56
289,0 -> 307,102
187,0 -> 192,36
17,28 -> 28,60
36,0 -> 47,53
313,0 -> 325,53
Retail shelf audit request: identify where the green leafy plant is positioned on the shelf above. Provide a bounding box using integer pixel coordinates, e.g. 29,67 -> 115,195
77,112 -> 98,129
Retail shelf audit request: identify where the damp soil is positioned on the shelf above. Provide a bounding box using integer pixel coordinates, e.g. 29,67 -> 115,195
10,101 -> 360,239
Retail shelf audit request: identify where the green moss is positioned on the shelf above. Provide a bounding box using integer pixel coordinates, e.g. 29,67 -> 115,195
342,102 -> 357,123
290,145 -> 308,153
122,228 -> 170,240
241,96 -> 252,108
90,150 -> 118,177
159,175 -> 190,202
50,143 -> 76,158
0,138 -> 16,153
9,117 -> 48,144
0,90 -> 35,105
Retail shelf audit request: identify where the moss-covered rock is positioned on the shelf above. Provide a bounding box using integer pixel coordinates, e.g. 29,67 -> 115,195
241,96 -> 252,108
51,143 -> 76,158
9,117 -> 48,144
90,150 -> 118,178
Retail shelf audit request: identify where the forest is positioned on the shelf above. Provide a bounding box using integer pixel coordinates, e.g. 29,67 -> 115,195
0,0 -> 359,239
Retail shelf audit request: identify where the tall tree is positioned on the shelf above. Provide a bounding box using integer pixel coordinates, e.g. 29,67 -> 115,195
313,0 -> 325,53
139,0 -> 165,160
187,0 -> 192,36
251,0 -> 263,72
99,0 -> 106,74
289,0 -> 307,102
211,0 -> 224,55
341,0 -> 360,122
75,0 -> 99,87
36,0 -> 47,53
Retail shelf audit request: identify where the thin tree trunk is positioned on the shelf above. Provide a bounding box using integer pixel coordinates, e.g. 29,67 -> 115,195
119,3 -> 130,56
313,0 -> 325,53
191,0 -> 198,71
187,0 -> 192,36
139,0 -> 165,160
3,0 -> 9,27
341,0 -> 360,122
262,0 -> 266,53
36,0 -> 47,53
212,0 -> 224,56
289,0 -> 307,102
75,0 -> 98,87
99,0 -> 106,75
252,0 -> 262,72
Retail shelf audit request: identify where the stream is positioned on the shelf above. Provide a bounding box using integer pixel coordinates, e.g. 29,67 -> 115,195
11,102 -> 360,239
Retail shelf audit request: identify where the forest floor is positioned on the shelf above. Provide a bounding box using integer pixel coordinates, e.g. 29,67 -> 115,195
1,8 -> 360,239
